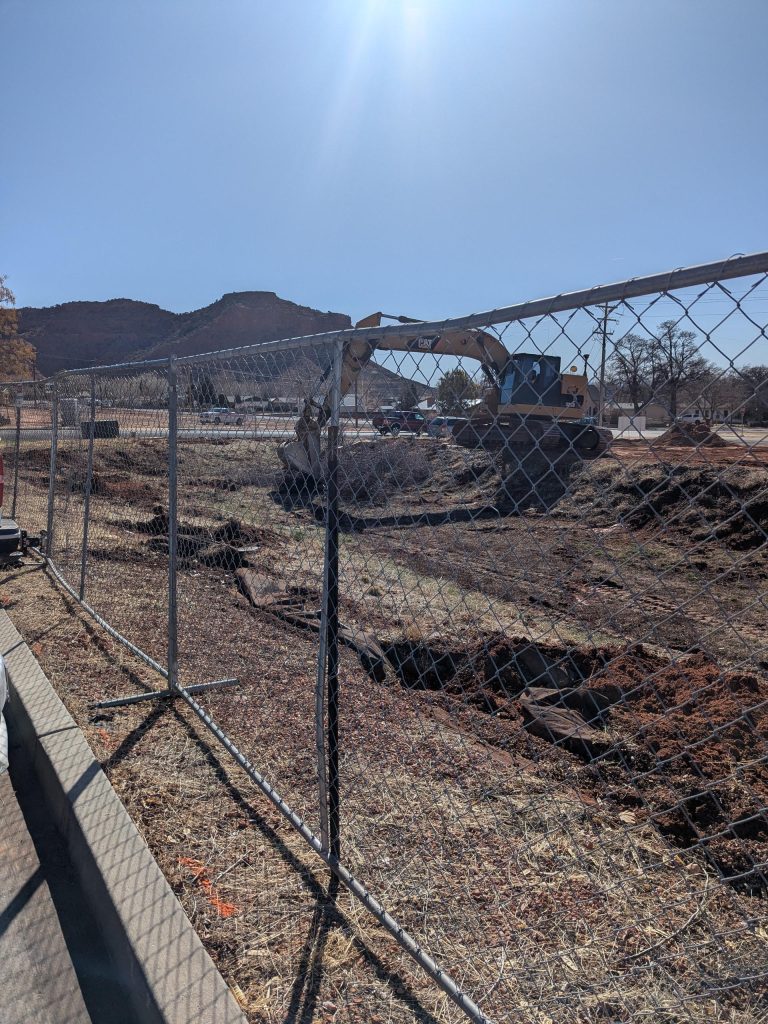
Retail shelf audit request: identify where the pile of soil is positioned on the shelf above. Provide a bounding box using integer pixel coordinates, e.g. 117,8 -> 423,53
654,421 -> 727,447
564,462 -> 768,550
333,438 -> 498,508
19,440 -> 170,500
377,632 -> 768,887
131,510 -> 280,568
335,437 -> 578,513
591,649 -> 768,885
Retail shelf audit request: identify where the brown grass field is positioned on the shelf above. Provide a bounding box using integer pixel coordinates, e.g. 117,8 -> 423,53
2,432 -> 767,1023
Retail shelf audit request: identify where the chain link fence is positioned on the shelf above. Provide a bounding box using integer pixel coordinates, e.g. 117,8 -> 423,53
4,253 -> 768,1023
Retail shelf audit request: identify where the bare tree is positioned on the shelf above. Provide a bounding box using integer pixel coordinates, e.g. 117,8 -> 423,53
685,366 -> 742,421
607,333 -> 653,412
740,365 -> 768,423
650,320 -> 709,418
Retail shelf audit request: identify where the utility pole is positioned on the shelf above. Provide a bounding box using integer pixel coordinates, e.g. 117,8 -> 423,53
596,303 -> 618,427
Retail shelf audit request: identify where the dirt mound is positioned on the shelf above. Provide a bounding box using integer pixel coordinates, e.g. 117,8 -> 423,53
594,650 -> 768,886
18,438 -> 170,483
564,461 -> 768,550
337,438 -> 494,506
131,511 -> 280,568
97,439 -> 170,477
654,421 -> 727,447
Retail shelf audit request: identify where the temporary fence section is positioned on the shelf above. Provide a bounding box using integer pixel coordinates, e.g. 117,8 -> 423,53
172,338 -> 341,836
1,380 -> 54,532
5,252 -> 768,1024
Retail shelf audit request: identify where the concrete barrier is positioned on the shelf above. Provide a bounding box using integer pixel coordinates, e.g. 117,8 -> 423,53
0,612 -> 247,1024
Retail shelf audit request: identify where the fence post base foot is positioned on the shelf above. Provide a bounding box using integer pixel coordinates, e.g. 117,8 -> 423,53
90,677 -> 240,710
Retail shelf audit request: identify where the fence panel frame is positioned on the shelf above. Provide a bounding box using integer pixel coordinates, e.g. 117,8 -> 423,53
7,249 -> 768,1024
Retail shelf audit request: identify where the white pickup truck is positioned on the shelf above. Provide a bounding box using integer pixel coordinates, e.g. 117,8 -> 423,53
199,406 -> 244,425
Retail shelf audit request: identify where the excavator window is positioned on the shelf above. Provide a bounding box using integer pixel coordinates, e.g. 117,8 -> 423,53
500,354 -> 563,408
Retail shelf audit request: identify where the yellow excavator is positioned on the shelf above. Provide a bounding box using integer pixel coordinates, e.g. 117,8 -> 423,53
278,313 -> 612,479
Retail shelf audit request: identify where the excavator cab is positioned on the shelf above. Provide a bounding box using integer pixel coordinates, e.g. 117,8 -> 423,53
500,354 -> 565,410
497,353 -> 586,417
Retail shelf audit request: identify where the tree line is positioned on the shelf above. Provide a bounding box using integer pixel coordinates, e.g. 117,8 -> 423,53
608,320 -> 767,423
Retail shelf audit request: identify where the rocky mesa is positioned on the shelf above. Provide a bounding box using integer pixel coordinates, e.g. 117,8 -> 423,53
17,291 -> 352,375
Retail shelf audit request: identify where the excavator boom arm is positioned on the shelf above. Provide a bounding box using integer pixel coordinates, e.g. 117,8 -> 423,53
324,314 -> 509,424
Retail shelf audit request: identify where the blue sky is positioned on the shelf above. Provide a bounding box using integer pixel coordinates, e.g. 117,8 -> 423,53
2,0 -> 767,331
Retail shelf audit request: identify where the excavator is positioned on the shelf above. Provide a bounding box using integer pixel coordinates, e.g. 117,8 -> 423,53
277,313 -> 612,483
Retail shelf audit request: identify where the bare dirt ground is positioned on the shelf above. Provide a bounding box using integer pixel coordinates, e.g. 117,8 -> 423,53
3,433 -> 767,1023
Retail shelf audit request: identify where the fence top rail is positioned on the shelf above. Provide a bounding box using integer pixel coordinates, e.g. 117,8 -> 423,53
27,250 -> 768,381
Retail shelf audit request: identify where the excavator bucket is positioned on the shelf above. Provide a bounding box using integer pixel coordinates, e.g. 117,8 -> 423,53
278,434 -> 324,478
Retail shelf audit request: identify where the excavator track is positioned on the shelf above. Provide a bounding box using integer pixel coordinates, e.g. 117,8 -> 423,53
453,417 -> 613,459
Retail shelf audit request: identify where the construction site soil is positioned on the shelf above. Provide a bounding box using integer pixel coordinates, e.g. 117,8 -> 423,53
4,433 -> 767,1023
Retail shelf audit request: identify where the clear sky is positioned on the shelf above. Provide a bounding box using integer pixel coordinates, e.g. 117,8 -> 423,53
2,0 -> 767,327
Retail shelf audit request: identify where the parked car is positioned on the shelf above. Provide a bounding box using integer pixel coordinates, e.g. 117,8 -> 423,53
427,415 -> 468,438
199,406 -> 244,425
371,409 -> 427,436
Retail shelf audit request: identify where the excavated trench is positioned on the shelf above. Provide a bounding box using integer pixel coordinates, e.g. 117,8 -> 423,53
378,633 -> 768,894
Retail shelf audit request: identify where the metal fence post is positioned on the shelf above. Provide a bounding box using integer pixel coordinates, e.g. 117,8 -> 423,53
315,523 -> 331,852
79,375 -> 97,600
326,339 -> 343,862
167,356 -> 179,692
10,388 -> 21,521
45,383 -> 59,556
315,342 -> 346,853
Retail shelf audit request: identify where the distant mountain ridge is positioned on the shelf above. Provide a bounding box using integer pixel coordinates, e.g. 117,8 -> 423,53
17,291 -> 352,375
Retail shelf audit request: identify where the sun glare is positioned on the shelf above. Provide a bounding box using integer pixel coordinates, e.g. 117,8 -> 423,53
316,0 -> 436,170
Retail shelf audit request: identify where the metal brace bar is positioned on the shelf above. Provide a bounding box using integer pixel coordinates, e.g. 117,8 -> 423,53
91,678 -> 240,709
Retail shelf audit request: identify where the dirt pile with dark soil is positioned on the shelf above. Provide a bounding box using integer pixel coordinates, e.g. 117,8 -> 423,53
377,632 -> 768,887
336,437 -> 583,514
335,438 -> 766,532
563,461 -> 768,550
335,438 -> 496,506
130,510 -> 280,568
589,649 -> 768,885
653,421 -> 727,447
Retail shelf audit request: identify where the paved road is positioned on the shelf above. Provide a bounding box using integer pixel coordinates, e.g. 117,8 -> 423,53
0,425 -> 379,442
1,423 -> 765,445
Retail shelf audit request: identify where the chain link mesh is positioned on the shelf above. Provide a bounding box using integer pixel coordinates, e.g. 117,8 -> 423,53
6,258 -> 768,1023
